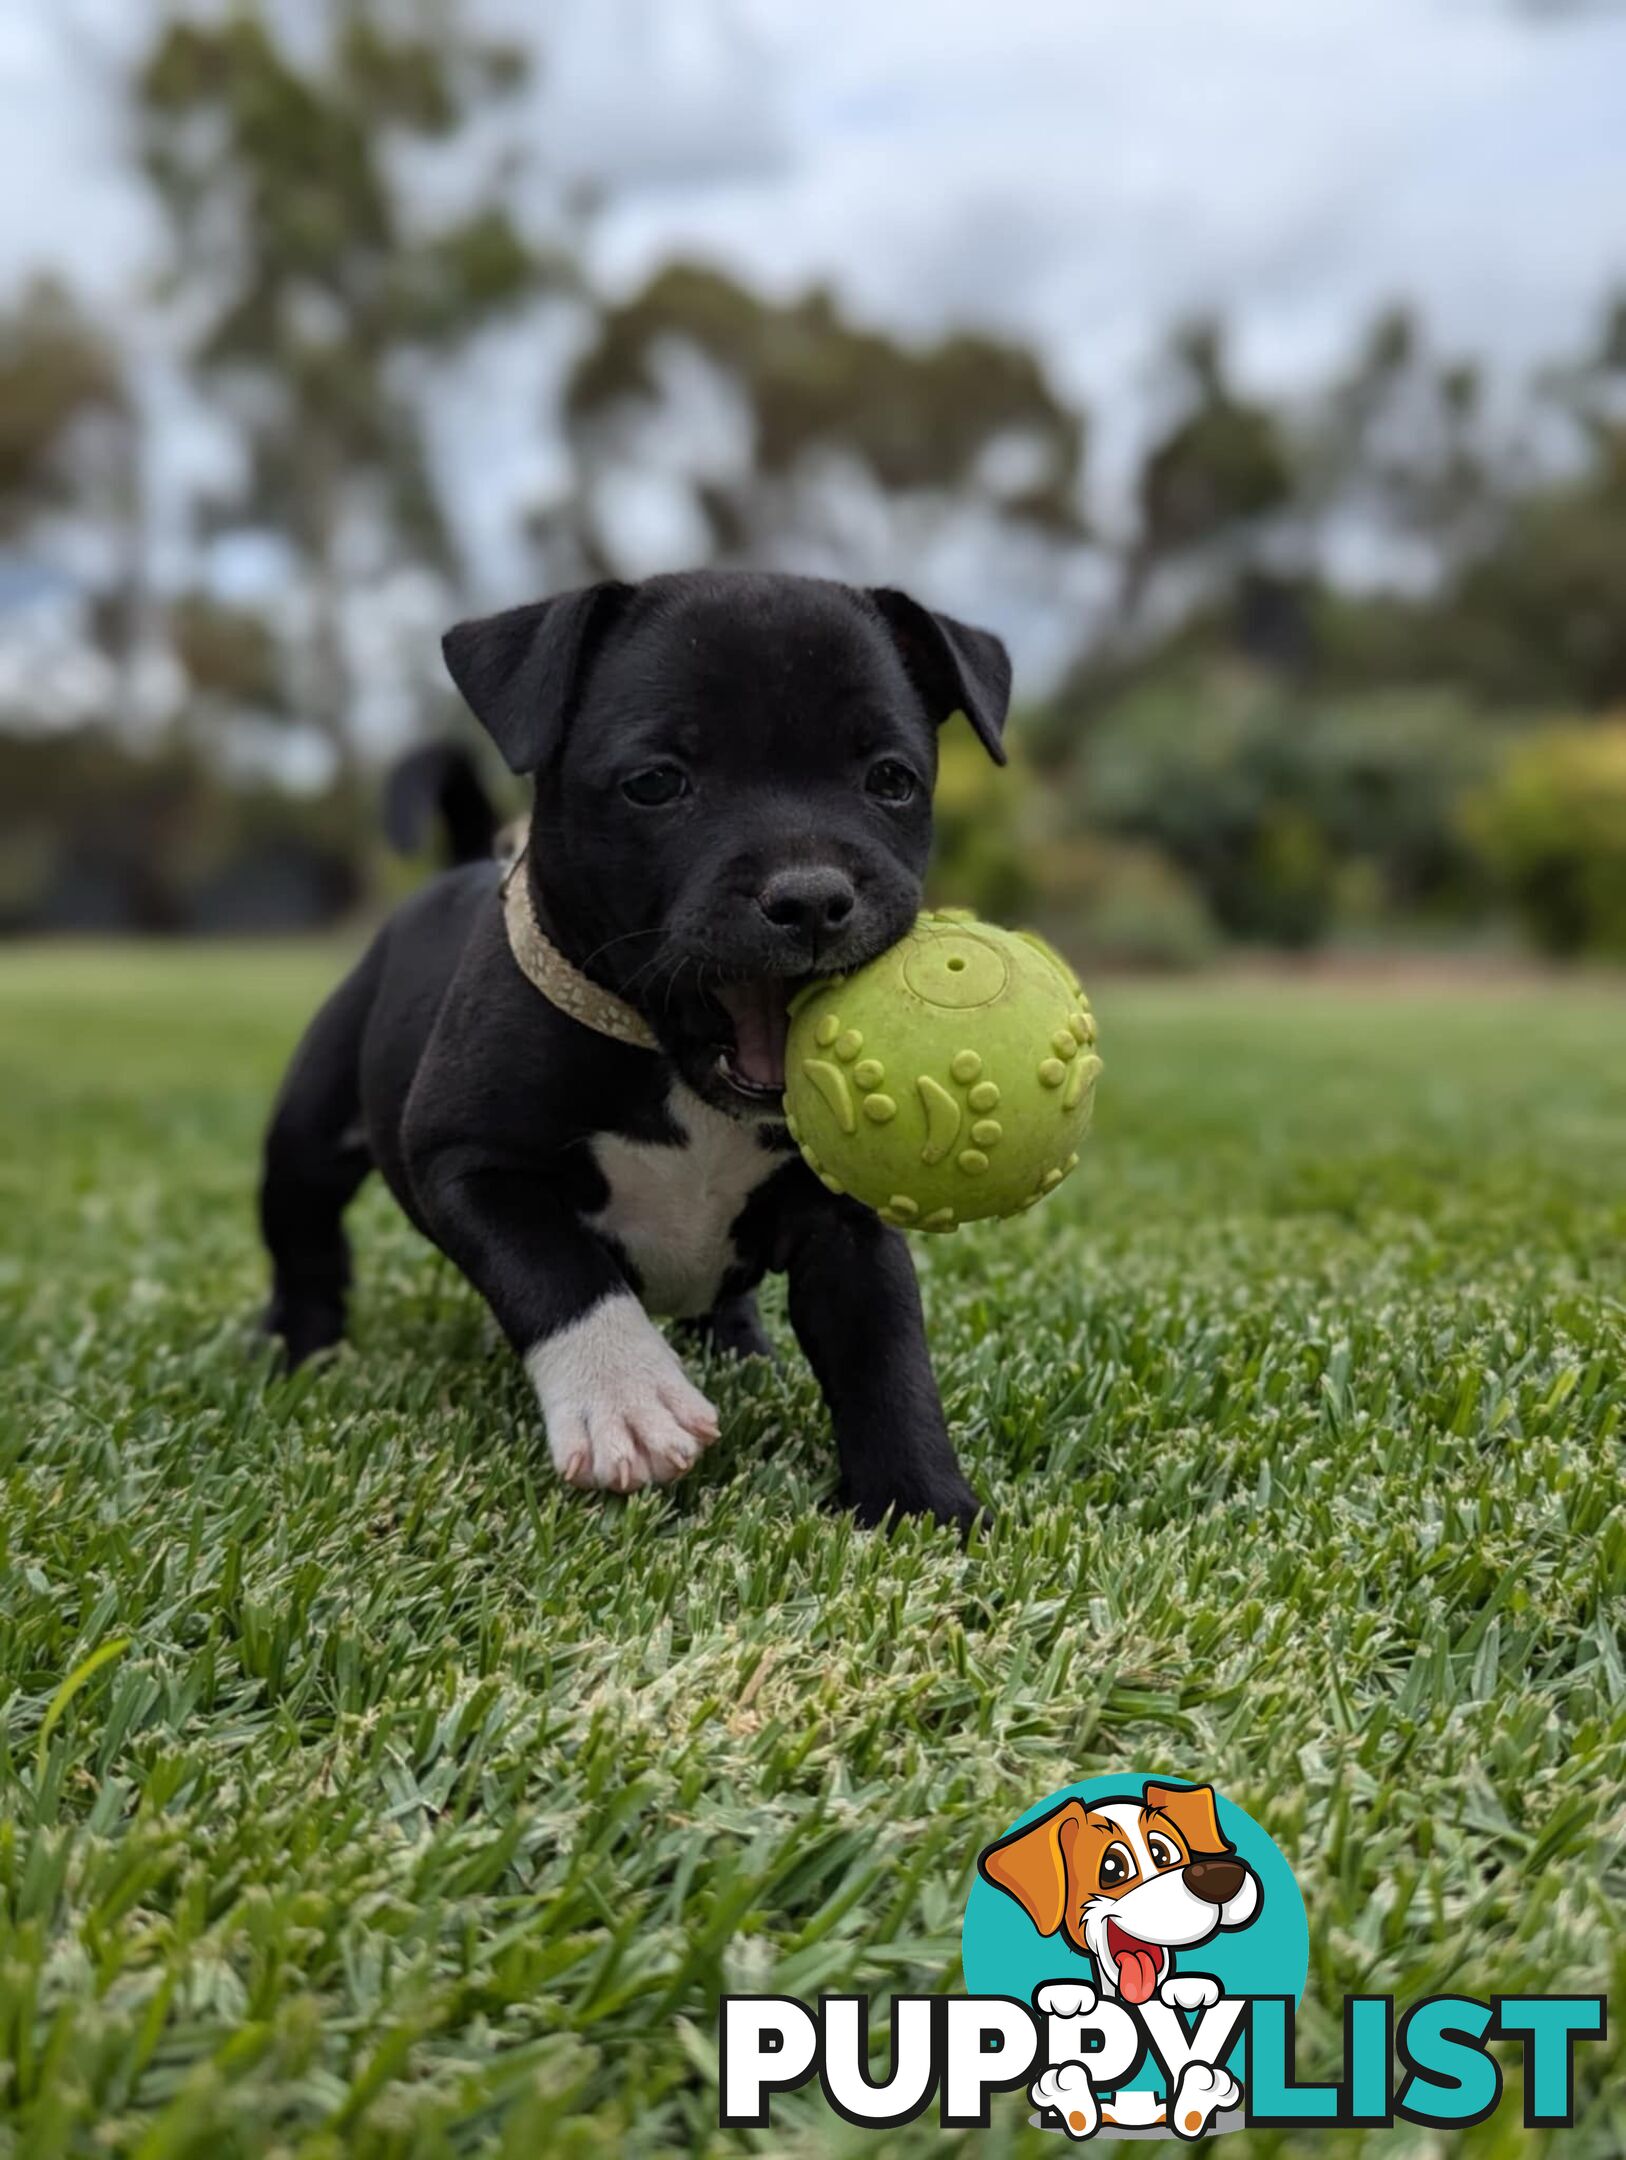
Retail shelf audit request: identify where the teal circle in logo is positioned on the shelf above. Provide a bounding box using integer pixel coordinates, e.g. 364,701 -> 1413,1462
962,1774 -> 1308,2110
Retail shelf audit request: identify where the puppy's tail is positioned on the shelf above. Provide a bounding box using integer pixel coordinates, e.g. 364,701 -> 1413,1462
383,743 -> 501,868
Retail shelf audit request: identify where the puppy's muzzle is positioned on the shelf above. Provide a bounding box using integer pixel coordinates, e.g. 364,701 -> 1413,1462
1183,1858 -> 1245,1906
757,865 -> 856,940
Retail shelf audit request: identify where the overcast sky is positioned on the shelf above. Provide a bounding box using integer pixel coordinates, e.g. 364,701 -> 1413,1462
2,0 -> 1625,656
6,0 -> 1626,389
559,0 -> 1626,411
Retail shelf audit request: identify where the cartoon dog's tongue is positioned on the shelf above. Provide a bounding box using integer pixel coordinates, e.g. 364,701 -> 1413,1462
1107,1923 -> 1163,2006
715,978 -> 790,1092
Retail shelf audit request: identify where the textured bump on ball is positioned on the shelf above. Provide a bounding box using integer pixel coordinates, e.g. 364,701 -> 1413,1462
804,1060 -> 856,1132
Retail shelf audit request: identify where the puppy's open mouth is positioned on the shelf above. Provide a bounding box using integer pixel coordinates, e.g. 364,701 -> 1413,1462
710,977 -> 795,1103
1106,1920 -> 1168,2006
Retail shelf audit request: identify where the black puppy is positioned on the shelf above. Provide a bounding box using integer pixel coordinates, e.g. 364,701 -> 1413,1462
259,570 -> 1010,1528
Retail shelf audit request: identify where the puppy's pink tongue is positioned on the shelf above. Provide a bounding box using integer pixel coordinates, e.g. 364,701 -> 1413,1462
1116,1947 -> 1161,2005
717,978 -> 789,1089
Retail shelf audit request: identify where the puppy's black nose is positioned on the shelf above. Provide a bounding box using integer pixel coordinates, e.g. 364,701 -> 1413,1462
1183,1858 -> 1245,1906
758,866 -> 856,937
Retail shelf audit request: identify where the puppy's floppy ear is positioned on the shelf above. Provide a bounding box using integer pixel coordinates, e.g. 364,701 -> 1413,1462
442,582 -> 631,775
978,1799 -> 1087,1936
1144,1782 -> 1231,1858
870,587 -> 1012,765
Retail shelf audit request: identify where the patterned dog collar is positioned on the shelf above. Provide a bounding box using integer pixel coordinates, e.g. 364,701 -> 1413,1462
501,849 -> 659,1051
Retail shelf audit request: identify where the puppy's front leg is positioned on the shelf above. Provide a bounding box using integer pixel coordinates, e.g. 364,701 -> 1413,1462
418,1158 -> 717,1492
782,1199 -> 982,1531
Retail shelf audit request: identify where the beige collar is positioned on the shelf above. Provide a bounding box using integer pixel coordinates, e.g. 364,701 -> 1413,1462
501,848 -> 659,1050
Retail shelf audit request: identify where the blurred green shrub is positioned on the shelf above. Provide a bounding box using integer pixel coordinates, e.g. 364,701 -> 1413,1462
1465,722 -> 1626,957
924,722 -> 1216,966
924,720 -> 1041,921
1072,669 -> 1503,944
1044,836 -> 1217,970
0,729 -> 364,933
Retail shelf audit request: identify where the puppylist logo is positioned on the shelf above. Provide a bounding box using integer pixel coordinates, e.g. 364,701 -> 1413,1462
719,1774 -> 1606,2138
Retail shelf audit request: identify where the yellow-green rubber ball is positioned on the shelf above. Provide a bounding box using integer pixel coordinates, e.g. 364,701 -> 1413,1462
781,912 -> 1101,1231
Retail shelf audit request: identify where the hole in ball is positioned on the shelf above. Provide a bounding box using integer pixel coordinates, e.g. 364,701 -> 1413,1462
947,955 -> 966,973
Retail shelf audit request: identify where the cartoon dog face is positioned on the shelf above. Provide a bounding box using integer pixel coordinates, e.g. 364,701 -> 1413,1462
978,1782 -> 1261,2005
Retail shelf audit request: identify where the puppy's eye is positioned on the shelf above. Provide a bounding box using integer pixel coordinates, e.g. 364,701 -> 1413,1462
1098,1842 -> 1137,1890
865,758 -> 918,804
1147,1834 -> 1181,1870
622,765 -> 689,807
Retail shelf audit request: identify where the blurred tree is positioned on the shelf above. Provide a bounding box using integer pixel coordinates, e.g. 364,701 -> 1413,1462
548,260 -> 1086,578
0,279 -> 126,538
1305,295 -> 1626,711
168,592 -> 289,718
1439,452 -> 1626,709
137,3 -> 545,773
0,726 -> 362,934
1302,306 -> 1498,576
1121,317 -> 1293,623
1452,291 -> 1626,709
1056,297 -> 1626,725
0,277 -> 150,715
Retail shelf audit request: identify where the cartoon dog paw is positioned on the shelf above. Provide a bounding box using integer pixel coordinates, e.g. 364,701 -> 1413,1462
1159,1973 -> 1222,2012
1035,1981 -> 1098,2019
1170,2060 -> 1242,2139
1030,2061 -> 1098,2140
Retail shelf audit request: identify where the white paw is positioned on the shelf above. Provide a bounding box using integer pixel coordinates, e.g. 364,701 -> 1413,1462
1035,1981 -> 1098,2019
1160,1972 -> 1221,2012
526,1294 -> 719,1492
1170,2060 -> 1241,2139
1030,2061 -> 1097,2139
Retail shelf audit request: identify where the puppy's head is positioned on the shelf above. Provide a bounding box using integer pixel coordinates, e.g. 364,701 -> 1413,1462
978,1783 -> 1260,2005
443,570 -> 1010,1114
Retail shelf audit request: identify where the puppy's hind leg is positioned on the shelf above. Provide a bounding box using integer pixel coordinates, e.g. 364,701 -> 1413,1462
259,943 -> 381,1367
677,1283 -> 776,1362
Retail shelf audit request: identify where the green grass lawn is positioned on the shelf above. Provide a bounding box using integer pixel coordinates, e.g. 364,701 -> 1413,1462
2,942 -> 1624,2157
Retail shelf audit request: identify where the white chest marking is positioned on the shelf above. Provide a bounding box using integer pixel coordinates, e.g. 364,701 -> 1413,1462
586,1083 -> 783,1318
